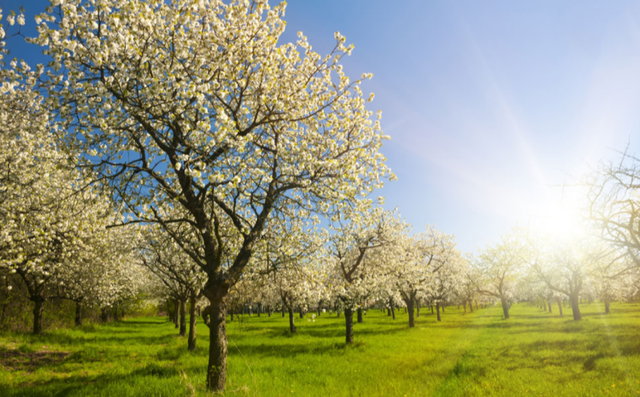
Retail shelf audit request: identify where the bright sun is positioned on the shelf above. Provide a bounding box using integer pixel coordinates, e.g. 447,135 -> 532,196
528,200 -> 586,242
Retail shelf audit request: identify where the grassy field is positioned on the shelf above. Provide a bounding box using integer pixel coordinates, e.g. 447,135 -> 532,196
1,302 -> 639,396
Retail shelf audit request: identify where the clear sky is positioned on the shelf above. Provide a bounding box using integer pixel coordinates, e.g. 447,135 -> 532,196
4,0 -> 640,252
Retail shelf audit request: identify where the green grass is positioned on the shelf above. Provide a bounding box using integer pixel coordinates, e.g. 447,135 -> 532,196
1,302 -> 639,396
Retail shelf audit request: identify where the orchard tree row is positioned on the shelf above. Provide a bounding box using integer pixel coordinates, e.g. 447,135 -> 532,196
1,1 -> 640,393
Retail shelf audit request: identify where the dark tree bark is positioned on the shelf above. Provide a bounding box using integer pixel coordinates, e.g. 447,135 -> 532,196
430,305 -> 434,314
112,304 -> 121,321
179,298 -> 187,337
357,308 -> 363,323
468,300 -> 473,313
282,307 -> 285,317
436,302 -> 442,322
174,300 -> 180,328
344,308 -> 354,343
604,297 -> 611,314
288,307 -> 296,333
416,300 -> 421,318
463,301 -> 467,313
387,307 -> 391,316
500,297 -> 510,319
206,298 -> 227,392
188,293 -> 197,351
569,294 -> 582,320
32,296 -> 45,335
74,300 -> 83,326
407,301 -> 415,328
557,298 -> 563,317
548,300 -> 552,313
299,306 -> 304,319
101,307 -> 109,323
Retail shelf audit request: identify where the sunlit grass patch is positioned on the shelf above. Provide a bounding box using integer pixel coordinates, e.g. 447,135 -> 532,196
1,302 -> 639,396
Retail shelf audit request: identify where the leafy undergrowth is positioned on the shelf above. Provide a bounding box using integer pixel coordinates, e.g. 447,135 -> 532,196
1,302 -> 639,396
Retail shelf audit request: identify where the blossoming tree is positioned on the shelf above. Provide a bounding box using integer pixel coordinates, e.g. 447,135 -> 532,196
34,0 -> 391,389
326,207 -> 404,343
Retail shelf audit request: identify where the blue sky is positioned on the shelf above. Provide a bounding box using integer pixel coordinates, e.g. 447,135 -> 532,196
3,0 -> 640,252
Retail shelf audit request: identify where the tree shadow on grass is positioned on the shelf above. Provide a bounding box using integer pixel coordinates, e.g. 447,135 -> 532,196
0,346 -> 71,372
249,323 -> 409,341
225,338 -> 363,359
2,361 -> 185,397
482,332 -> 640,374
18,332 -> 178,348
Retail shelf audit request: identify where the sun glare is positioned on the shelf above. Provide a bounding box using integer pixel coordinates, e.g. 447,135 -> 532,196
528,200 -> 586,242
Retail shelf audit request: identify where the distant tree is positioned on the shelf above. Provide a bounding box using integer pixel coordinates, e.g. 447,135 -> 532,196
327,208 -> 403,343
471,230 -> 525,319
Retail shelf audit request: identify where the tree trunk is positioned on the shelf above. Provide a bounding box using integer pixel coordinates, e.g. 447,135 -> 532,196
179,298 -> 187,337
469,300 -> 474,313
569,294 -> 582,320
436,302 -> 441,322
407,300 -> 415,328
357,308 -> 363,323
463,301 -> 467,313
442,305 -> 445,313
430,305 -> 434,314
188,294 -> 197,351
299,306 -> 304,319
101,307 -> 109,323
169,304 -> 175,323
32,296 -> 45,335
604,297 -> 610,314
288,307 -> 296,334
344,307 -> 354,344
174,300 -> 180,328
391,304 -> 396,320
206,298 -> 228,392
74,300 -> 83,327
500,297 -> 510,319
112,304 -> 120,321
257,303 -> 261,317
557,298 -> 563,317
387,307 -> 391,316
282,307 -> 285,317
543,299 -> 547,311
